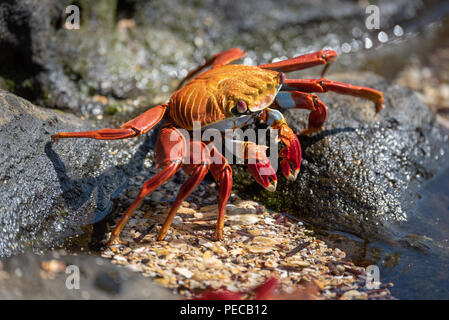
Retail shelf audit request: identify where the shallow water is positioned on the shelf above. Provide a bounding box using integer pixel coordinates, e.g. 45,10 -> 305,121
378,164 -> 449,299
324,165 -> 449,299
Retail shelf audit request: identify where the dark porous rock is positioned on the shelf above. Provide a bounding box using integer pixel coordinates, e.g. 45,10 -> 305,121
0,0 -> 80,110
234,73 -> 449,241
0,90 -> 157,257
0,250 -> 176,299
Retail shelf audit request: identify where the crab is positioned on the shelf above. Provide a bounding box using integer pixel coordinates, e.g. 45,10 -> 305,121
51,48 -> 383,245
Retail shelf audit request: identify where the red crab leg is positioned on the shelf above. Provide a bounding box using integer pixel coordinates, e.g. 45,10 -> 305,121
107,125 -> 185,246
157,141 -> 210,240
108,161 -> 181,246
177,48 -> 247,89
208,146 -> 233,241
259,50 -> 337,75
260,108 -> 302,180
51,104 -> 168,141
283,78 -> 384,113
275,91 -> 328,135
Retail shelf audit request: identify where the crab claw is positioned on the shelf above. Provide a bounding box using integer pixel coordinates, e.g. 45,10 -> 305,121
279,133 -> 302,181
248,160 -> 278,192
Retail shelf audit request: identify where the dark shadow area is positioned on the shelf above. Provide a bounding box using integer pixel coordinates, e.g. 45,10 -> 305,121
116,0 -> 137,20
0,2 -> 45,102
45,129 -> 159,224
298,127 -> 357,155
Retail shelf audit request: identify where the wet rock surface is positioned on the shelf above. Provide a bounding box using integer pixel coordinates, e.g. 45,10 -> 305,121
0,90 -> 158,257
0,250 -> 176,299
234,73 -> 449,241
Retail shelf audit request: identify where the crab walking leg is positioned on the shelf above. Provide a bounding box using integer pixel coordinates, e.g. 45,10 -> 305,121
157,141 -> 210,241
157,163 -> 209,240
224,137 -> 278,191
260,108 -> 302,180
108,161 -> 181,245
51,104 -> 168,141
177,48 -> 247,89
275,91 -> 328,135
259,50 -> 338,75
283,78 -> 384,113
108,125 -> 186,246
208,146 -> 232,240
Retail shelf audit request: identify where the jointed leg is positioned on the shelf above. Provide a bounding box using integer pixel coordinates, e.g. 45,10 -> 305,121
108,125 -> 185,246
51,104 -> 168,141
275,91 -> 327,135
283,78 -> 384,113
259,50 -> 338,76
208,146 -> 232,241
108,161 -> 181,245
157,141 -> 210,240
157,163 -> 209,240
259,49 -> 383,112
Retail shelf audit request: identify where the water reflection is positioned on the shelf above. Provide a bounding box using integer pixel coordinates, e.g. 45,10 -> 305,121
322,165 -> 449,299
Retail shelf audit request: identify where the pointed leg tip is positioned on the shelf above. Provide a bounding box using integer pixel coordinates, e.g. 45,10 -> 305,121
285,168 -> 300,181
106,236 -> 118,247
265,180 -> 277,192
293,169 -> 300,179
213,232 -> 224,241
375,103 -> 384,114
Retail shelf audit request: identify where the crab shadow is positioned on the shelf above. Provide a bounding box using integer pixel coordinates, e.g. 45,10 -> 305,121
44,130 -> 159,225
297,126 -> 356,154
44,124 -> 354,225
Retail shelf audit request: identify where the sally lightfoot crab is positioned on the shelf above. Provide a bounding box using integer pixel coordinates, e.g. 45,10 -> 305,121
51,48 -> 383,245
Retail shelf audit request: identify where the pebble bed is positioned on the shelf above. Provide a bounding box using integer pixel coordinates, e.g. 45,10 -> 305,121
102,176 -> 395,300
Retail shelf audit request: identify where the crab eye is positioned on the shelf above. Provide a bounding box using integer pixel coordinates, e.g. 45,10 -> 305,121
279,72 -> 286,85
235,100 -> 247,113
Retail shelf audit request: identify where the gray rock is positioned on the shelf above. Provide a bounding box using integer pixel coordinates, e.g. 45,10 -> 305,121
0,90 -> 157,257
0,0 -> 79,110
0,250 -> 176,299
234,73 -> 449,241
